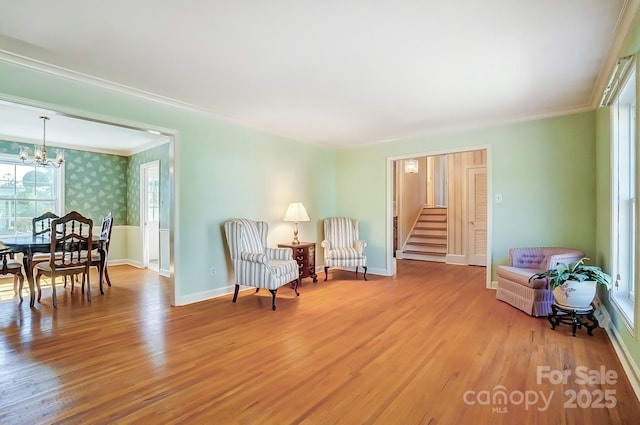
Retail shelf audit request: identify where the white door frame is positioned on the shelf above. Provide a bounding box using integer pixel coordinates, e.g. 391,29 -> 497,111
141,160 -> 160,272
387,145 -> 492,288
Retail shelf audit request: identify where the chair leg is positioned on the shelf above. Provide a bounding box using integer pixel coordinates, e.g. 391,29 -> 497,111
269,289 -> 277,310
36,274 -> 42,302
104,265 -> 112,287
355,266 -> 358,279
363,266 -> 368,281
232,284 -> 240,303
51,276 -> 57,308
13,276 -> 18,296
86,270 -> 91,302
97,263 -> 105,294
17,275 -> 24,302
324,266 -> 329,281
293,278 -> 300,296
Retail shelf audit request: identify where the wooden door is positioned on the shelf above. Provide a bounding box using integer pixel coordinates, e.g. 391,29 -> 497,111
467,167 -> 487,266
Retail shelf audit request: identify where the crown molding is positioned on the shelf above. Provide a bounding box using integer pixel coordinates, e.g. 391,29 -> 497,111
0,50 -> 317,147
0,49 -> 215,116
590,0 -> 640,109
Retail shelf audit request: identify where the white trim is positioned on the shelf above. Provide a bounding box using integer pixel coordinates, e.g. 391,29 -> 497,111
591,0 -> 640,109
0,51 -> 317,148
0,50 -> 214,117
386,144 -> 493,289
0,153 -> 65,227
140,160 -> 160,272
445,254 -> 467,265
323,265 -> 391,277
597,302 -> 640,402
128,136 -> 172,156
0,49 -> 609,151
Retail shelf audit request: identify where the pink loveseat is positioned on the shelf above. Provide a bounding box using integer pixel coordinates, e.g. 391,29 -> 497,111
496,247 -> 585,317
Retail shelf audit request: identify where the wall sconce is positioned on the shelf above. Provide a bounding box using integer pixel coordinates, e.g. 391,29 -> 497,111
404,158 -> 418,173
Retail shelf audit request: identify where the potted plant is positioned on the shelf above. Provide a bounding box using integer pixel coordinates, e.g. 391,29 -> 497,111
529,257 -> 613,309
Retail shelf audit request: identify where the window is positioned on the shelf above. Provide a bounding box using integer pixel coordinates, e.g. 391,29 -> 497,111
0,155 -> 63,237
611,62 -> 637,328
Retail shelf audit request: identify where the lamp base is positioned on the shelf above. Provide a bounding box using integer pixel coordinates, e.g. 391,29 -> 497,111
292,223 -> 300,244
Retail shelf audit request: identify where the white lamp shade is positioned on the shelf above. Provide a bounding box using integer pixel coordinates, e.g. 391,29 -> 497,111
283,202 -> 310,222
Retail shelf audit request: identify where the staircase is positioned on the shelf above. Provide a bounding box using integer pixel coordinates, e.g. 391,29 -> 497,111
400,207 -> 448,262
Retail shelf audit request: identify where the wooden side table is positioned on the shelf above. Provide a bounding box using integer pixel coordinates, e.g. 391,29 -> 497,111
278,242 -> 318,283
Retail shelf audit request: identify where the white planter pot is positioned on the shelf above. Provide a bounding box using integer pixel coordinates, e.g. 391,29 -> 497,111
552,280 -> 597,309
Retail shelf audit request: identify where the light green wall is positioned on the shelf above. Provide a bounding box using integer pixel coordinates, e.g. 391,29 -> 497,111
0,60 -> 336,301
336,112 -> 597,279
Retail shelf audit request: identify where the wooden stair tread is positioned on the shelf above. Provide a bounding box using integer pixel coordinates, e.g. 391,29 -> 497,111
407,242 -> 447,247
403,250 -> 446,256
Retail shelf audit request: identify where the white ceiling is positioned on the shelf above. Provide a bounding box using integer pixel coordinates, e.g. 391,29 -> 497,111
0,0 -> 632,150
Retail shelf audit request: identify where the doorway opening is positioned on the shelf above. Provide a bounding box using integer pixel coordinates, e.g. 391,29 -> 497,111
141,160 -> 160,273
388,146 -> 491,288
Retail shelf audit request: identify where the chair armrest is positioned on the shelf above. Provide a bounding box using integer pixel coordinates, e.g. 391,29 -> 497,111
240,252 -> 268,264
320,240 -> 330,250
355,240 -> 367,251
266,247 -> 294,261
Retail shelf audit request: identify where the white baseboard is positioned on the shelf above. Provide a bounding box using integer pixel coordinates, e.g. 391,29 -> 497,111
595,302 -> 640,402
317,265 -> 392,277
175,284 -> 237,306
445,254 -> 466,265
108,259 -> 170,277
109,259 -> 143,268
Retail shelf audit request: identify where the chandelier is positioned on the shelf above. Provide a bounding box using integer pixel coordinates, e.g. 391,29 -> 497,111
19,116 -> 65,167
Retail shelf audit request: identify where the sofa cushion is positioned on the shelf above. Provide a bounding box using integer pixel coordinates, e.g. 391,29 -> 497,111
496,266 -> 548,289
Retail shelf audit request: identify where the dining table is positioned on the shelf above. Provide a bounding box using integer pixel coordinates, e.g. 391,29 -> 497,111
2,234 -> 107,307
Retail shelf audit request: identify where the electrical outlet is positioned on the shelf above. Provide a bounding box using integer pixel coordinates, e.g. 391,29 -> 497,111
210,267 -> 216,276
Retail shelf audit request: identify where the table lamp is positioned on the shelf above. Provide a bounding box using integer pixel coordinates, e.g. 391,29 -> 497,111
283,202 -> 310,244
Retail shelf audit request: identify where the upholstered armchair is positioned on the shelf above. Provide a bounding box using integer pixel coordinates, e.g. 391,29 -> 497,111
496,247 -> 585,317
224,218 -> 300,310
321,217 -> 367,281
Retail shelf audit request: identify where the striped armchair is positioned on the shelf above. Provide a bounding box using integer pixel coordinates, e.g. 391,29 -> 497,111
224,218 -> 300,310
321,217 -> 367,281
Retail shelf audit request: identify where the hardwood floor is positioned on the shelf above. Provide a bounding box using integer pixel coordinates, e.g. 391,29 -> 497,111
1,261 -> 639,424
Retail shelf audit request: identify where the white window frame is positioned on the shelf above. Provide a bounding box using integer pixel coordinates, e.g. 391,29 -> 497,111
0,153 -> 64,237
610,61 -> 637,333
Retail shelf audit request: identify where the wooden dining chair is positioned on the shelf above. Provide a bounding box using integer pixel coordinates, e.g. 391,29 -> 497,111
0,247 -> 25,301
31,212 -> 61,269
79,211 -> 113,294
35,211 -> 93,308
